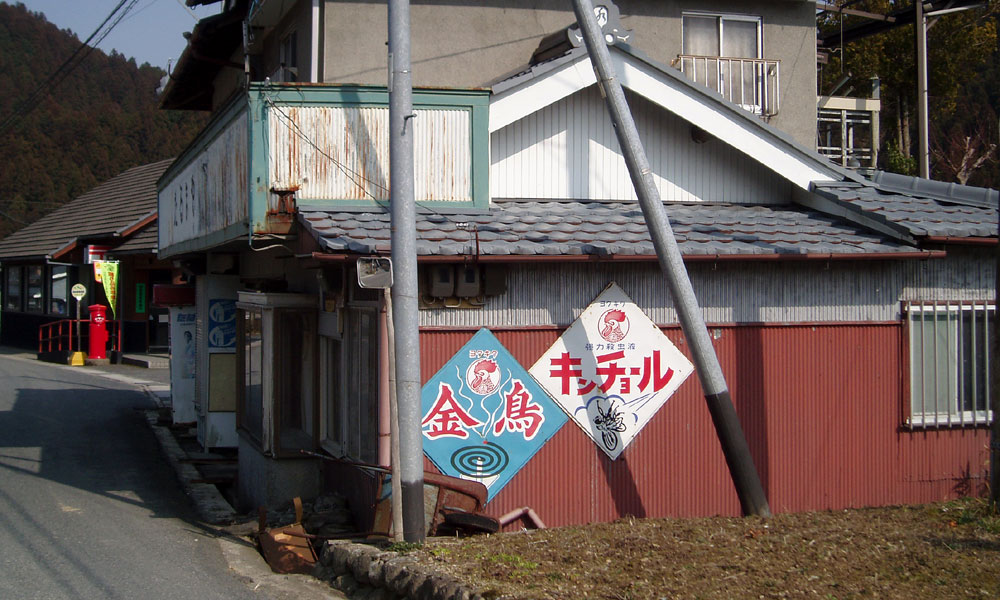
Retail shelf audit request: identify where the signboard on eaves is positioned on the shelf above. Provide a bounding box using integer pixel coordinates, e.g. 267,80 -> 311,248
529,282 -> 694,460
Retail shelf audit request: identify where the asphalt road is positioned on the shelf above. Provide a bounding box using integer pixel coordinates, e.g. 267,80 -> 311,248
0,354 -> 274,600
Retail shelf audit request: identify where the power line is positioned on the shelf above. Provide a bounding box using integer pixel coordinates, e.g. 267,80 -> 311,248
0,0 -> 138,136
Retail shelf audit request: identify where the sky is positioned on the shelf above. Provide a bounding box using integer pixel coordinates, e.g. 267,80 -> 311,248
18,0 -> 221,72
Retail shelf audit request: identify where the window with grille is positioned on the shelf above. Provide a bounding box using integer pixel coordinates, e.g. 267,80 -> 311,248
906,302 -> 994,427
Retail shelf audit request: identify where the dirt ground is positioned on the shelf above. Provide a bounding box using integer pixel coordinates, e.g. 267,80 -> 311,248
397,497 -> 1000,599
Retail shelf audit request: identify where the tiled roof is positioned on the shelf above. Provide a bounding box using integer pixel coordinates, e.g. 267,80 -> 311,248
0,159 -> 172,261
813,182 -> 998,239
109,221 -> 158,254
300,200 -> 922,258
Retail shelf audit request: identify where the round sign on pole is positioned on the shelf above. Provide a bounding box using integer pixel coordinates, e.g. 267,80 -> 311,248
71,283 -> 87,301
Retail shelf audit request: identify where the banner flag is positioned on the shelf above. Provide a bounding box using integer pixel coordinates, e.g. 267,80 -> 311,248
98,261 -> 119,317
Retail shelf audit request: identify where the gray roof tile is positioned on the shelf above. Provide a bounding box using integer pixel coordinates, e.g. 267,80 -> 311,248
0,159 -> 173,261
299,199 -> 924,258
813,181 -> 997,239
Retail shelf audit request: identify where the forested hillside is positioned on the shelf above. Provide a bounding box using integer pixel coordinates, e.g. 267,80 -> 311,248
0,1 -> 207,240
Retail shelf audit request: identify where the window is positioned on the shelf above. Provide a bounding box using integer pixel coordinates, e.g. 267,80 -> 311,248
679,13 -> 777,116
25,265 -> 43,312
321,335 -> 343,453
274,308 -> 316,453
236,292 -> 317,456
240,308 -> 265,444
907,302 -> 994,427
323,307 -> 378,463
49,266 -> 68,315
4,266 -> 22,311
682,13 -> 760,61
278,31 -> 298,82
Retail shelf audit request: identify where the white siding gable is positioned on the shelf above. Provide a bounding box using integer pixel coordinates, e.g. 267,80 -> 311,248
490,85 -> 792,204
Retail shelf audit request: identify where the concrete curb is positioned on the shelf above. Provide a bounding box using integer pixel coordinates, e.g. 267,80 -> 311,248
314,541 -> 483,600
144,410 -> 239,525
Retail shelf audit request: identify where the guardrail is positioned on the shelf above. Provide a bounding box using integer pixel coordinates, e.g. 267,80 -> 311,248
38,319 -> 121,355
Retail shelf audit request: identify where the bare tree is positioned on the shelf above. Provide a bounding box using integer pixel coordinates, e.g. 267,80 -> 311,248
931,118 -> 998,185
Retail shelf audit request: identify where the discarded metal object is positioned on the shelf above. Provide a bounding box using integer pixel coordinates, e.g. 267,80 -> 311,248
299,450 -> 500,538
373,470 -> 499,538
257,497 -> 317,575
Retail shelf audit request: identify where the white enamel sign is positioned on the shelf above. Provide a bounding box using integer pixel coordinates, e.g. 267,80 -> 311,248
529,283 -> 694,460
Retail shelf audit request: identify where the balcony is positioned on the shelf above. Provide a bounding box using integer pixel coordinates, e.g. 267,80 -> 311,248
674,55 -> 780,118
817,95 -> 881,170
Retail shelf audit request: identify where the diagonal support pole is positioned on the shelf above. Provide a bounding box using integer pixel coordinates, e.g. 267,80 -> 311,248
570,0 -> 770,517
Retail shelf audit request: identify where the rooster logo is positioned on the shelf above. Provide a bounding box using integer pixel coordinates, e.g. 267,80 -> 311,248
466,359 -> 500,395
599,308 -> 629,343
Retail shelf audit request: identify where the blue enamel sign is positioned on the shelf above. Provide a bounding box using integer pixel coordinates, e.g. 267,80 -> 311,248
421,329 -> 566,502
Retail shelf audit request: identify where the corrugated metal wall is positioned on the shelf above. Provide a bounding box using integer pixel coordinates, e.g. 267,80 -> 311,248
490,86 -> 791,203
268,106 -> 472,203
419,324 -> 990,527
420,253 -> 996,329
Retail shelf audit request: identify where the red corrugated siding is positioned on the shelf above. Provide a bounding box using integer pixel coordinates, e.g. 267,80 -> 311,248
418,325 -> 990,529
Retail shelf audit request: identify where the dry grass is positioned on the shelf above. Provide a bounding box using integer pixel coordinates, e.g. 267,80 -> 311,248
396,497 -> 1000,599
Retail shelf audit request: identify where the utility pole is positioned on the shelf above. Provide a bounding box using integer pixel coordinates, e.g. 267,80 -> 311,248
388,0 -> 425,543
916,0 -> 930,178
992,202 -> 999,513
570,0 -> 770,517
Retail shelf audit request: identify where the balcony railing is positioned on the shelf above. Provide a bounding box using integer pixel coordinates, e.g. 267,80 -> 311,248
817,95 -> 881,170
674,55 -> 780,118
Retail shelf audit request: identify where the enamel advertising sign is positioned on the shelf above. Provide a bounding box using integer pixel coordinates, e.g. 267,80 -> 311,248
528,283 -> 694,460
421,329 -> 567,501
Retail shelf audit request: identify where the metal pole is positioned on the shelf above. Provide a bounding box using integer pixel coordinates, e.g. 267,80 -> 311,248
388,0 -> 425,543
76,300 -> 81,352
384,290 -> 405,541
991,206 -> 999,513
916,0 -> 930,178
570,0 -> 770,517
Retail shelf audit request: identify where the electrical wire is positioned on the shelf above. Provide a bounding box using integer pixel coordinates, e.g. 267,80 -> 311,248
261,91 -> 389,200
0,0 -> 140,136
259,86 -> 489,260
260,87 -> 485,231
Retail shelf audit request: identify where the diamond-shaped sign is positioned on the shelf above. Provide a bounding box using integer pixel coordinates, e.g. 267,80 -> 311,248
529,283 -> 694,460
421,329 -> 567,501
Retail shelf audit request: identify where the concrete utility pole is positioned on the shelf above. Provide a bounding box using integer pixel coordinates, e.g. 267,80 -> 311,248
915,0 -> 930,178
992,207 -> 999,513
570,0 -> 771,517
388,0 -> 425,543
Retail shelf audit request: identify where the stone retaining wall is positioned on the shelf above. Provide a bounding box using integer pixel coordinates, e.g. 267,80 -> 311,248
315,541 -> 482,600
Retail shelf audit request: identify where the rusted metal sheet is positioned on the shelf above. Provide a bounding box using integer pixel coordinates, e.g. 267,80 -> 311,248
159,111 -> 249,251
417,324 -> 990,528
268,106 -> 472,203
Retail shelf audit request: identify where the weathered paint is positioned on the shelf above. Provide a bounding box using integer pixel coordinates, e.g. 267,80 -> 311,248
158,99 -> 249,256
418,253 -> 995,329
267,105 -> 472,203
248,84 -> 490,230
491,85 -> 792,204
419,324 -> 990,527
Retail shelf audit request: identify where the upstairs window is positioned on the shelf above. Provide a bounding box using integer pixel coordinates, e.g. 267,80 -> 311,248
682,13 -> 761,60
679,13 -> 777,116
906,302 -> 994,427
278,31 -> 298,83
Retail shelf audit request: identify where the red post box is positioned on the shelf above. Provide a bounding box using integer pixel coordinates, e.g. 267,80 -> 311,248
88,304 -> 108,360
